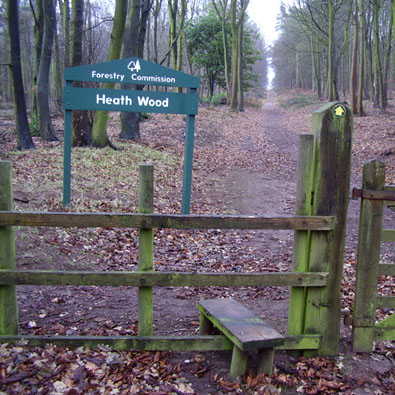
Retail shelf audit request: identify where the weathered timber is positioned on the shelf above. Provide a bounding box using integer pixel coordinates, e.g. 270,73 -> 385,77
376,296 -> 395,309
384,185 -> 395,211
375,328 -> 395,341
0,335 -> 233,351
0,334 -> 321,351
198,299 -> 284,351
303,102 -> 353,357
138,165 -> 154,336
0,211 -> 335,230
375,315 -> 395,340
289,135 -> 314,338
198,298 -> 284,378
274,335 -> 321,350
352,188 -> 395,201
0,270 -> 329,287
0,161 -> 18,335
381,230 -> 395,242
378,264 -> 395,276
352,160 -> 385,352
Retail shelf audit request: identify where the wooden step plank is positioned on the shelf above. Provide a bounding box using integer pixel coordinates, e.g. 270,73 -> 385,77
198,298 -> 284,351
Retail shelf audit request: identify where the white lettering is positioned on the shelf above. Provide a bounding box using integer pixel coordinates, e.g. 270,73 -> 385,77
96,94 -> 133,106
91,70 -> 125,82
131,73 -> 176,84
96,94 -> 106,104
137,96 -> 149,106
137,96 -> 169,108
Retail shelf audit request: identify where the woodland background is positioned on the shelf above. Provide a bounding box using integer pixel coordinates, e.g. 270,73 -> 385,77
1,0 -> 395,152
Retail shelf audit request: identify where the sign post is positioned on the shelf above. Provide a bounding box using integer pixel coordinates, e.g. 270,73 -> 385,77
62,57 -> 200,214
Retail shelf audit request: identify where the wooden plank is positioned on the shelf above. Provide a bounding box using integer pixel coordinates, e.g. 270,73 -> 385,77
230,345 -> 248,379
0,335 -> 233,351
197,299 -> 284,351
374,328 -> 395,341
0,161 -> 18,336
352,188 -> 395,201
381,230 -> 395,242
0,270 -> 329,287
303,102 -> 353,357
138,165 -> 154,336
384,185 -> 395,212
376,296 -> 395,309
352,160 -> 386,352
378,264 -> 395,276
375,314 -> 395,328
289,135 -> 314,338
0,211 -> 335,231
275,335 -> 321,350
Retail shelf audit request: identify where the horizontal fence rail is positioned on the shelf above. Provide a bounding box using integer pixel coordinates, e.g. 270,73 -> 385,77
0,334 -> 322,352
0,270 -> 329,287
0,211 -> 335,231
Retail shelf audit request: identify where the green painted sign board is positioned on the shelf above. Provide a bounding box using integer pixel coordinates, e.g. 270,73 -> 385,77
62,57 -> 199,214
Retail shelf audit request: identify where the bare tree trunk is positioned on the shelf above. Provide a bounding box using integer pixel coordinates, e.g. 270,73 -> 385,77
120,0 -> 153,141
357,0 -> 365,116
372,0 -> 385,109
350,0 -> 358,114
70,0 -> 92,146
6,0 -> 35,150
91,0 -> 128,148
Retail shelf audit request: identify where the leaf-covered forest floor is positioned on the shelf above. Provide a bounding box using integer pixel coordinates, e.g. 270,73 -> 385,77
0,91 -> 394,393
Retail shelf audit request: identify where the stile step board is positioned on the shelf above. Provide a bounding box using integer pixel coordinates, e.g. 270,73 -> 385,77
197,298 -> 284,351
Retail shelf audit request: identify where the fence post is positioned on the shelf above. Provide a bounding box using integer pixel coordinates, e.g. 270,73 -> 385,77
0,161 -> 18,335
303,102 -> 353,356
288,135 -> 314,338
352,160 -> 385,352
138,164 -> 154,336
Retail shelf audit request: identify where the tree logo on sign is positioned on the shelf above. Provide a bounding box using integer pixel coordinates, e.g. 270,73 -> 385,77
127,60 -> 141,73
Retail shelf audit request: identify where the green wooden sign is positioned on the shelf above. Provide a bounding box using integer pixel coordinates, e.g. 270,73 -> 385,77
62,57 -> 199,214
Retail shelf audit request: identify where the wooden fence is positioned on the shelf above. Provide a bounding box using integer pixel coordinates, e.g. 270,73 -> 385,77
352,160 -> 395,352
0,101 -> 353,357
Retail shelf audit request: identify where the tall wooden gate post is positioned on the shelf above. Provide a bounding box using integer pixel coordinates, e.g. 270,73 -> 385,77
0,161 -> 18,335
352,160 -> 385,352
138,164 -> 154,336
288,135 -> 315,338
302,103 -> 353,356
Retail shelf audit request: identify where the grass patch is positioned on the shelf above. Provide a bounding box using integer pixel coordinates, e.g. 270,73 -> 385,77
279,92 -> 318,109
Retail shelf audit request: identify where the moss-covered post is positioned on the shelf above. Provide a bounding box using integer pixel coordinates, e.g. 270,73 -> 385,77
138,164 -> 154,336
288,135 -> 314,339
0,161 -> 18,335
303,102 -> 353,356
352,160 -> 385,352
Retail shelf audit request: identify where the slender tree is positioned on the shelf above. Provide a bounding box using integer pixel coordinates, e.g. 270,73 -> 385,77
120,0 -> 153,141
37,0 -> 58,141
6,0 -> 35,150
212,0 -> 231,101
91,0 -> 128,148
70,0 -> 92,146
229,0 -> 249,111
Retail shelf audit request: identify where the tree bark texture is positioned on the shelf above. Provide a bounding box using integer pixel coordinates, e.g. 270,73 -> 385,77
70,0 -> 92,146
91,0 -> 128,148
6,0 -> 35,150
37,0 -> 58,141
